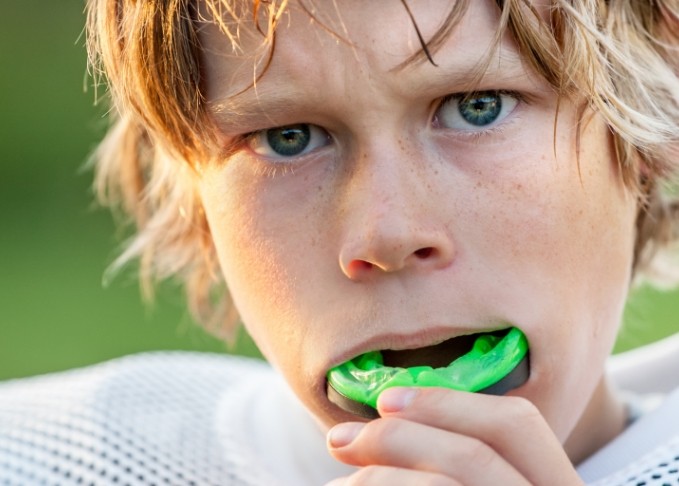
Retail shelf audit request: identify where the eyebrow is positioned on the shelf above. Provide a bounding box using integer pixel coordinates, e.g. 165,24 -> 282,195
208,88 -> 309,134
208,49 -> 532,134
416,49 -> 528,89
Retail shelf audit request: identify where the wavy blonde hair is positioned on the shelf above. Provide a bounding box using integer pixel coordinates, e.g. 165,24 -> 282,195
86,0 -> 679,339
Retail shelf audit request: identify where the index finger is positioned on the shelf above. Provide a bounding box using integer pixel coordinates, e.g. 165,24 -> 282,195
376,387 -> 583,486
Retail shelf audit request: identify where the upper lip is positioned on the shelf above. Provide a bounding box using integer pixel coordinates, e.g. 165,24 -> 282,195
326,324 -> 513,371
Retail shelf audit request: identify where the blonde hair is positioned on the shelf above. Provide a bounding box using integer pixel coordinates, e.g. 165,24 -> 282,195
86,0 -> 679,338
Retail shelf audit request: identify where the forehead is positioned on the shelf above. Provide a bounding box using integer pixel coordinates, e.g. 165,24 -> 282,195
196,0 -> 537,116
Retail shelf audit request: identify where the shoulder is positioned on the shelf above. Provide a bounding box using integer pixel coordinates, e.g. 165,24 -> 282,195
0,352 -> 276,485
578,386 -> 679,485
0,351 -> 272,432
577,334 -> 679,484
0,350 -> 270,391
608,332 -> 679,394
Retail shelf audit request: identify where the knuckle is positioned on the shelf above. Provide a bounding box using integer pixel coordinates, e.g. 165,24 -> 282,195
364,417 -> 402,445
504,396 -> 542,425
350,467 -> 457,486
461,438 -> 497,468
425,475 -> 460,486
461,436 -> 496,467
424,386 -> 455,405
349,465 -> 387,484
351,465 -> 380,483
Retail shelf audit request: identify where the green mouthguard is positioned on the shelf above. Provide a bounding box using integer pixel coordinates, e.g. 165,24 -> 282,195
326,327 -> 529,417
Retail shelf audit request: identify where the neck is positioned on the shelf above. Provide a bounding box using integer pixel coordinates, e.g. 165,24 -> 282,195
564,376 -> 627,465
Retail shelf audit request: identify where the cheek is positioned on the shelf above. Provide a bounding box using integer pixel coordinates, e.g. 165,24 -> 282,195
471,127 -> 636,438
197,164 -> 334,370
465,117 -> 636,300
198,169 -> 286,355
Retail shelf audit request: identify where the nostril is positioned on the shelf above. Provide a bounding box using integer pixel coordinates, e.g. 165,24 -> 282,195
347,259 -> 374,275
414,247 -> 434,259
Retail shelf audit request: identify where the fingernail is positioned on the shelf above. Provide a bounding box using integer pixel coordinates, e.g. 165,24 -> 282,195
377,387 -> 418,413
327,422 -> 364,448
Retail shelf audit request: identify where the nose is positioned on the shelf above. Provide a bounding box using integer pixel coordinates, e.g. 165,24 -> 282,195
338,147 -> 456,281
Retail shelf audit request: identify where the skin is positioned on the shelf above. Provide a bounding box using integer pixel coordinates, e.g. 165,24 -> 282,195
196,0 -> 638,483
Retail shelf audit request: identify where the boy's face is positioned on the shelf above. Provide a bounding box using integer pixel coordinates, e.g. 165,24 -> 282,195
197,0 -> 637,441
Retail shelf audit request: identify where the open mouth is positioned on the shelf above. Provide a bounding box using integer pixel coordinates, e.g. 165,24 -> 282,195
326,327 -> 530,419
381,329 -> 508,369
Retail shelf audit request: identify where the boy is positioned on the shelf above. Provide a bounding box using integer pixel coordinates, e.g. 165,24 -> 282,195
2,0 -> 679,484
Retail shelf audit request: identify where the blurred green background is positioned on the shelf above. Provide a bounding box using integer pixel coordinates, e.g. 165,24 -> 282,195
1,2 -> 678,382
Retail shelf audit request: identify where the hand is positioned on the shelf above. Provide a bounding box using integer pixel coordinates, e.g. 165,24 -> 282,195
325,387 -> 583,485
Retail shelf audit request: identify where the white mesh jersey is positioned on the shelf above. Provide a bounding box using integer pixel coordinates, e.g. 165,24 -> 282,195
2,351 -> 679,485
577,386 -> 679,486
0,352 -> 352,486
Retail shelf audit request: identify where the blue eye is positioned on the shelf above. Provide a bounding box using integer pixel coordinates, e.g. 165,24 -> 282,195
248,124 -> 330,158
436,91 -> 518,130
459,94 -> 502,126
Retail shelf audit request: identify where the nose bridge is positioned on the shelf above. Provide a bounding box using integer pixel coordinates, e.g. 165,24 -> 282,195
353,142 -> 419,222
338,137 -> 456,279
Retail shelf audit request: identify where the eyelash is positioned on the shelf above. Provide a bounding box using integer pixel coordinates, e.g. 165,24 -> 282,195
227,132 -> 323,179
433,89 -> 526,142
437,89 -> 524,108
228,89 -> 527,171
444,114 -> 520,143
231,131 -> 329,180
252,161 -> 298,179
